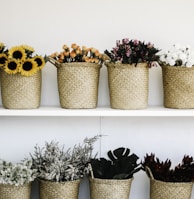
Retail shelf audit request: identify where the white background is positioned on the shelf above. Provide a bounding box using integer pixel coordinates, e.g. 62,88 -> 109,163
1,0 -> 194,198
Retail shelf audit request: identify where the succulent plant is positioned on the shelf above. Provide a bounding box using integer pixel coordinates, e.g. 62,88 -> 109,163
29,136 -> 98,182
142,153 -> 194,182
90,147 -> 141,179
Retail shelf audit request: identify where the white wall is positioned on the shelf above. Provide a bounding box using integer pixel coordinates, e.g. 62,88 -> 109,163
1,0 -> 194,198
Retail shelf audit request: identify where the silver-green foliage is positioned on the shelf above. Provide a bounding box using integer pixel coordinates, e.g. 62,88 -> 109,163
30,136 -> 98,182
0,159 -> 37,186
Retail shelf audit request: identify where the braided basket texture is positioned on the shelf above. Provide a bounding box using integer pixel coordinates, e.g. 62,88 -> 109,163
162,65 -> 194,109
57,62 -> 101,109
106,62 -> 148,109
0,70 -> 41,109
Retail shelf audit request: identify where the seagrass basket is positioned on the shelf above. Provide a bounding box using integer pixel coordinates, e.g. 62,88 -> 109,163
106,62 -> 148,109
39,179 -> 81,199
89,163 -> 133,199
49,58 -> 101,109
89,177 -> 133,199
146,167 -> 193,199
0,183 -> 31,199
0,69 -> 41,109
162,65 -> 194,109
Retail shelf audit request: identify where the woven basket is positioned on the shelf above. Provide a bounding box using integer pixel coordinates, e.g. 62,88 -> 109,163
89,163 -> 133,199
162,65 -> 194,109
0,69 -> 41,109
106,62 -> 148,109
0,183 -> 31,199
49,58 -> 101,109
89,177 -> 133,199
39,179 -> 80,199
146,167 -> 193,199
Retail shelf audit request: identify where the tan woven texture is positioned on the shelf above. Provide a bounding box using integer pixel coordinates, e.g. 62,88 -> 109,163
39,179 -> 80,199
0,183 -> 31,199
150,179 -> 193,199
57,63 -> 101,109
89,177 -> 133,199
106,63 -> 148,109
0,70 -> 41,109
162,65 -> 194,109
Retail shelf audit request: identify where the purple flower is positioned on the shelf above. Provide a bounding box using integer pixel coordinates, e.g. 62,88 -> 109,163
126,50 -> 131,57
113,47 -> 119,55
147,42 -> 154,48
116,40 -> 121,47
122,38 -> 129,44
133,39 -> 139,45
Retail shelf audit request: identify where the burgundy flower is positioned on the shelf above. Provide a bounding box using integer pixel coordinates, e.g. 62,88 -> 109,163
122,38 -> 129,44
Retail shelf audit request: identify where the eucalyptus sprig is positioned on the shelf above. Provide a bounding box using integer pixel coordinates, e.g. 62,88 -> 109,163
29,136 -> 98,182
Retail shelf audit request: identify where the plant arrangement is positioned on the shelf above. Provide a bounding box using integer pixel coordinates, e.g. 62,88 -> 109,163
29,136 -> 98,182
158,44 -> 194,67
0,159 -> 37,186
90,147 -> 141,179
104,38 -> 160,66
49,43 -> 108,64
141,153 -> 194,182
0,43 -> 45,76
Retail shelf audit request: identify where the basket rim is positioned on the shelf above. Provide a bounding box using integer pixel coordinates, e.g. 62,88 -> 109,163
150,178 -> 193,185
59,62 -> 102,69
38,178 -> 81,184
105,62 -> 148,69
161,65 -> 194,70
89,177 -> 133,183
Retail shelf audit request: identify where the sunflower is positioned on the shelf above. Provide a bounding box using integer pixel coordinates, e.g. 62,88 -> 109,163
33,56 -> 45,70
0,43 -> 5,53
4,59 -> 20,74
21,45 -> 34,57
8,46 -> 26,61
20,59 -> 38,76
0,54 -> 8,67
21,45 -> 34,53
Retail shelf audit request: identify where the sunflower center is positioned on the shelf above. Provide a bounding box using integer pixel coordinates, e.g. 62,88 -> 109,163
23,61 -> 33,71
8,61 -> 17,70
34,58 -> 42,66
0,57 -> 6,64
13,51 -> 23,59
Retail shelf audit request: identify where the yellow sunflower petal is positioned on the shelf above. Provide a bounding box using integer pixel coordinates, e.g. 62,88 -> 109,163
0,54 -> 8,67
20,59 -> 38,76
0,43 -> 5,52
4,59 -> 20,75
8,46 -> 26,61
33,56 -> 45,70
21,45 -> 35,53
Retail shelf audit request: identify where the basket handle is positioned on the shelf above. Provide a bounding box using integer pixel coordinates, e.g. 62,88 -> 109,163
88,163 -> 94,179
48,57 -> 61,68
145,166 -> 154,180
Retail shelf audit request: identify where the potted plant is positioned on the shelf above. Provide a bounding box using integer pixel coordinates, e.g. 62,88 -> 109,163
142,153 -> 194,199
89,147 -> 141,199
158,44 -> 194,108
49,44 -> 108,109
104,38 -> 159,109
0,159 -> 37,199
29,136 -> 98,199
0,43 -> 46,109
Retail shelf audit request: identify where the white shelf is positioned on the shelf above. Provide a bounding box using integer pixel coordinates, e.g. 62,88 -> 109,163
0,106 -> 194,117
